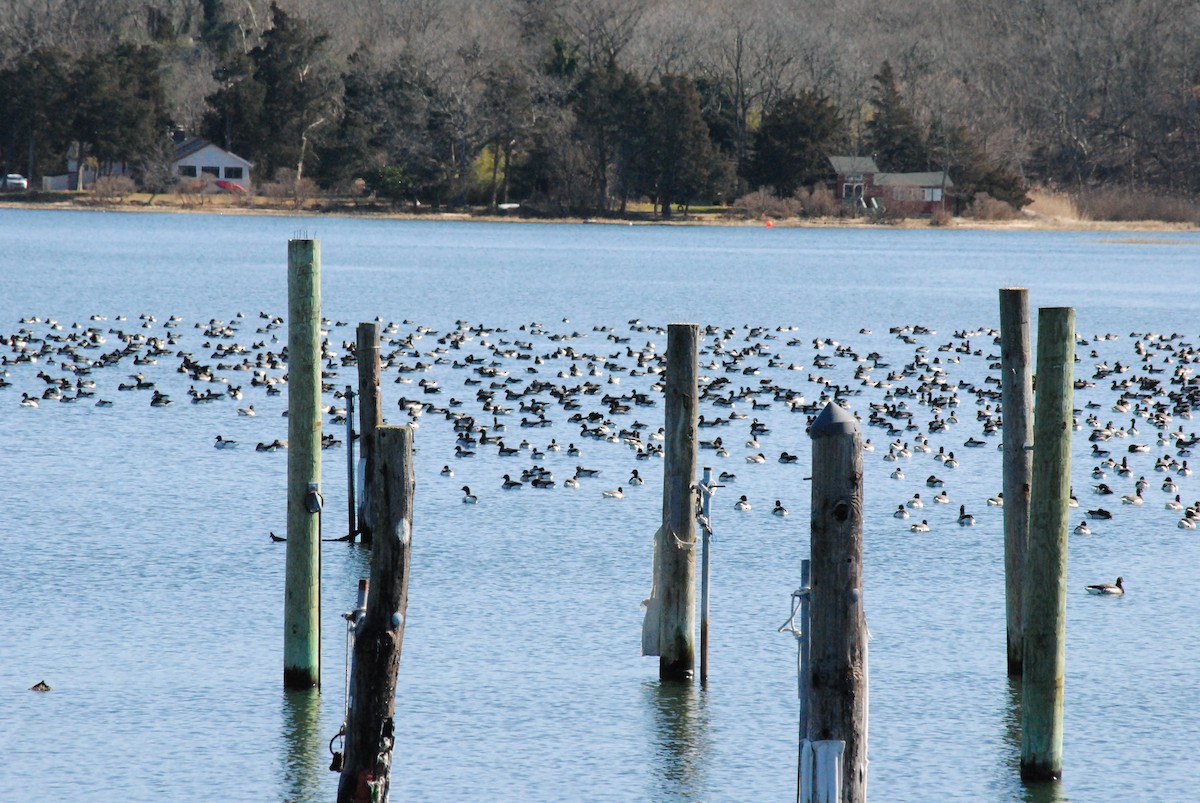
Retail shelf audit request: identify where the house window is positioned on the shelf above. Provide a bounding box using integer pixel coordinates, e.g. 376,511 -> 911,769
201,165 -> 220,176
224,167 -> 243,180
179,165 -> 197,177
843,183 -> 863,199
923,187 -> 943,202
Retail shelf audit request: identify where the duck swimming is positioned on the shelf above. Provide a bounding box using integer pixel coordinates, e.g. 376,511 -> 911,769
772,500 -> 788,517
1073,521 -> 1091,535
734,495 -> 751,511
1085,577 -> 1124,595
461,486 -> 478,503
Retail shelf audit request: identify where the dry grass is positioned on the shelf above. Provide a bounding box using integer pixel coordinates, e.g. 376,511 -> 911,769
1025,188 -> 1080,221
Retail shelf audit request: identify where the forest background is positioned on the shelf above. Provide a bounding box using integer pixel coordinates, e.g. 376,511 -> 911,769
1,0 -> 1197,222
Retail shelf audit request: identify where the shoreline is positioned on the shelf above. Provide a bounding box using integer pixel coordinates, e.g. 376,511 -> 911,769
0,196 -> 1196,234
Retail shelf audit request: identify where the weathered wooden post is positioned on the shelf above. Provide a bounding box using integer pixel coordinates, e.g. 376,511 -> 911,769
1021,307 -> 1074,782
1000,288 -> 1034,676
356,322 -> 382,548
345,385 -> 357,540
659,322 -> 698,682
284,238 -> 322,689
804,401 -> 868,803
699,466 -> 714,685
338,425 -> 414,803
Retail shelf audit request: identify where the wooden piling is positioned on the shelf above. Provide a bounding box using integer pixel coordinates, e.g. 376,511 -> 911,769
1000,288 -> 1033,677
806,401 -> 867,803
699,466 -> 713,685
356,322 -> 382,548
346,386 -> 356,540
1020,307 -> 1074,782
284,238 -> 322,690
337,426 -> 414,803
659,322 -> 698,682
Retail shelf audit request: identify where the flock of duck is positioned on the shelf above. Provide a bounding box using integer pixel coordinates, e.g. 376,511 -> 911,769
8,310 -> 1198,598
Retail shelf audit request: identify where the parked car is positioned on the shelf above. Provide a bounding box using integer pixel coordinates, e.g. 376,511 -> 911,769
3,174 -> 28,190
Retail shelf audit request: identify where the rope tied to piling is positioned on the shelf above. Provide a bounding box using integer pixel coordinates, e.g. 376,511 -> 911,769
778,586 -> 810,638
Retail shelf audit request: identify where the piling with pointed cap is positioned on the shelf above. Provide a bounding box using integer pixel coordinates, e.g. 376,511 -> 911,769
356,322 -> 382,547
1000,288 -> 1033,676
805,401 -> 868,803
1021,306 -> 1074,782
284,238 -> 322,689
338,426 -> 414,803
658,322 -> 699,681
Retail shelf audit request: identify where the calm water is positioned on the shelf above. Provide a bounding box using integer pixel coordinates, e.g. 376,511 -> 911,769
1,208 -> 1198,802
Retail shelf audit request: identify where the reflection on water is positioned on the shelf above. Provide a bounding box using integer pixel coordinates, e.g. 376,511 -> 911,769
280,690 -> 324,803
1003,678 -> 1068,803
645,680 -> 710,800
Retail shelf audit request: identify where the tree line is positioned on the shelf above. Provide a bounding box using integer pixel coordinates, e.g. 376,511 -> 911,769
0,0 -> 1195,216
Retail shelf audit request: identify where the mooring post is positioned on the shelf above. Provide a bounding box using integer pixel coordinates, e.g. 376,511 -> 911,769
1021,307 -> 1074,782
284,238 -> 322,690
346,385 -> 357,540
659,322 -> 698,682
337,426 -> 414,803
699,465 -> 713,685
356,322 -> 382,548
805,402 -> 867,803
796,558 -> 811,803
1000,288 -> 1034,677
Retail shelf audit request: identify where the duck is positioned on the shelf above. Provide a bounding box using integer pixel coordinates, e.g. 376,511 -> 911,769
1180,516 -> 1197,529
910,519 -> 930,532
501,474 -> 523,489
778,451 -> 799,464
890,467 -> 905,480
987,493 -> 1003,507
214,435 -> 237,449
1085,577 -> 1124,595
957,505 -> 975,526
746,453 -> 767,464
602,486 -> 625,499
943,452 -> 959,468
238,405 -> 257,417
964,436 -> 987,447
1163,477 -> 1179,493
564,475 -> 580,489
718,471 -> 737,482
1167,494 -> 1184,510
1073,521 -> 1092,535
455,445 -> 475,458
461,486 -> 478,503
925,475 -> 944,487
628,469 -> 644,486
934,491 -> 950,504
1086,507 -> 1113,520
772,500 -> 789,517
893,505 -> 909,519
906,493 -> 924,509
441,465 -> 454,477
19,393 -> 39,407
575,465 -> 600,477
734,495 -> 752,511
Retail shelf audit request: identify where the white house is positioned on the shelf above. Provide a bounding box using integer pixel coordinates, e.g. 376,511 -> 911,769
174,137 -> 253,191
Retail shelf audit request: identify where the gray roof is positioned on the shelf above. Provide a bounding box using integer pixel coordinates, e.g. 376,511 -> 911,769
874,171 -> 954,188
829,156 -> 879,175
173,136 -> 252,167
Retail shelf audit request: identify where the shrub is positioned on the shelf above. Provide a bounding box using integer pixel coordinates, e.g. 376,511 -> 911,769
965,192 -> 1017,221
729,189 -> 801,220
796,185 -> 839,218
93,175 -> 136,203
262,168 -> 318,209
930,208 -> 954,227
1073,187 -> 1200,224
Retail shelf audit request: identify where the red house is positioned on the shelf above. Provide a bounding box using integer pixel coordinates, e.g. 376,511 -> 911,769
829,156 -> 953,215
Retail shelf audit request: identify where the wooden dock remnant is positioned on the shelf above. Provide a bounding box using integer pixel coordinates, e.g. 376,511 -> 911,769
356,322 -> 382,547
658,322 -> 698,682
1000,288 -> 1033,676
337,425 -> 414,803
1020,306 -> 1074,782
284,238 -> 322,689
804,401 -> 868,803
